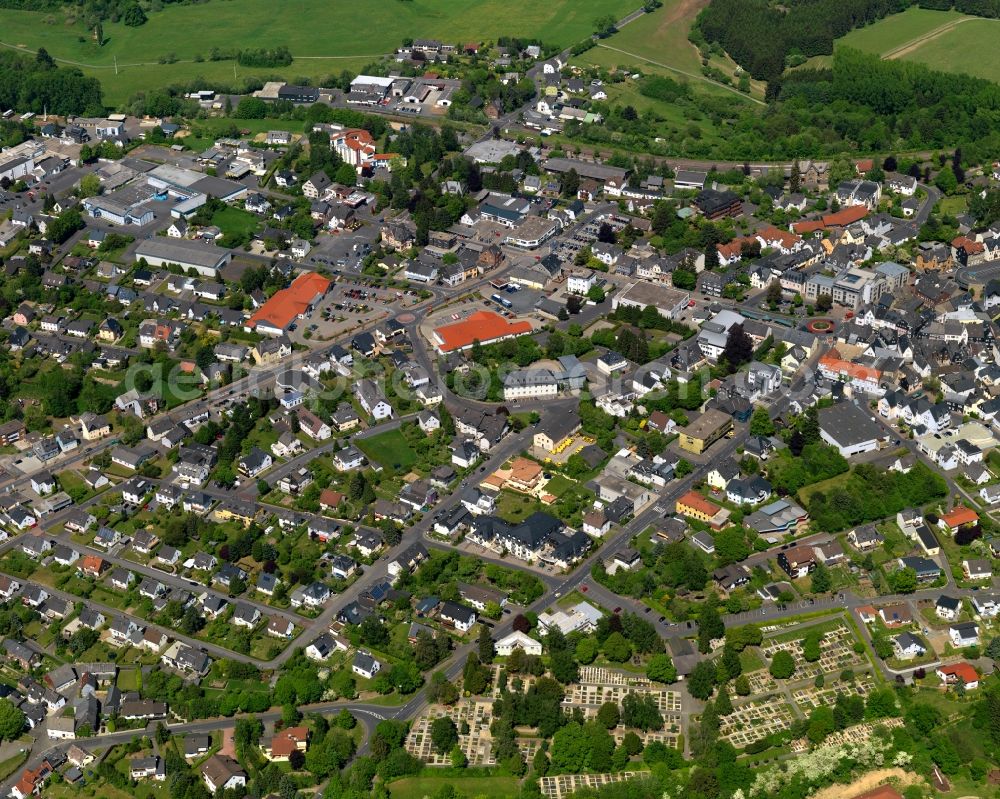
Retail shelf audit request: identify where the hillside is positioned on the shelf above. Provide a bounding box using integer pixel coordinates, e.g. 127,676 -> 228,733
0,0 -> 637,103
835,7 -> 1000,82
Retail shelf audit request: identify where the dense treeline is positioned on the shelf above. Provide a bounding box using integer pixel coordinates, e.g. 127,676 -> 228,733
235,46 -> 293,68
780,48 -> 1000,159
639,75 -> 692,103
568,47 -> 1000,161
808,461 -> 948,532
0,50 -> 103,115
697,0 -> 910,82
919,0 -> 1000,14
0,0 -> 193,23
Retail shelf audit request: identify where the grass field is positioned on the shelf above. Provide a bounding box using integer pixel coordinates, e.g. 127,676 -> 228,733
388,776 -> 521,799
0,751 -> 27,783
0,0 -> 637,104
572,0 -> 765,101
837,8 -> 966,56
212,205 -> 260,240
889,17 -> 1000,81
797,470 -> 852,505
356,429 -> 417,472
832,7 -> 1000,83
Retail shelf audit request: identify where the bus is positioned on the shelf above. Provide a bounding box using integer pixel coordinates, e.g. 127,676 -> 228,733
491,293 -> 513,309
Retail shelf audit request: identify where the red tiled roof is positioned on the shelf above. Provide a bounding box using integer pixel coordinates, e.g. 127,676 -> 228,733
952,235 -> 985,254
433,310 -> 531,352
756,225 -> 802,250
320,489 -> 343,507
791,220 -> 826,234
791,206 -> 868,234
716,237 -> 754,260
677,491 -> 721,516
937,662 -> 978,683
248,272 -> 331,332
819,348 -> 881,383
782,545 -> 815,566
940,505 -> 978,528
80,554 -> 105,574
822,205 -> 868,227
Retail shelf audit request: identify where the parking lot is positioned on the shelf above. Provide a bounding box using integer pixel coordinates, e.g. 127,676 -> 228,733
305,211 -> 382,273
288,276 -> 408,342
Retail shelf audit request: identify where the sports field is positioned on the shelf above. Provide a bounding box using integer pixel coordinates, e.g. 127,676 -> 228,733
0,0 -> 638,104
835,7 -> 1000,83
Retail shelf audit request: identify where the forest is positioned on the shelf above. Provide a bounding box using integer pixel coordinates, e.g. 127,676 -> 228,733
0,49 -> 104,116
564,47 -> 1000,162
807,461 -> 948,532
696,0 -> 910,82
697,0 -> 1000,84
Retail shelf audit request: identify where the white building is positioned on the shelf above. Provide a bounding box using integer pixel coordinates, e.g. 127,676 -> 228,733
503,369 -> 558,401
495,630 -> 542,656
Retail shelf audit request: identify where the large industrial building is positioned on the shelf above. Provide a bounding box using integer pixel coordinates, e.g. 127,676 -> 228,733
134,239 -> 232,278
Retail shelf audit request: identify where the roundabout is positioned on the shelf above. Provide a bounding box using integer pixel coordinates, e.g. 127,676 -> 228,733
806,318 -> 835,334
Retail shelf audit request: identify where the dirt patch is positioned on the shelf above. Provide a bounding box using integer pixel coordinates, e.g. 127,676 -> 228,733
808,769 -> 924,799
655,0 -> 710,35
218,726 -> 236,757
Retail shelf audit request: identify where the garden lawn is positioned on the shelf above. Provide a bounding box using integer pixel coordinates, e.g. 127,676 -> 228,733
56,469 -> 95,502
496,490 -> 541,523
542,473 -> 575,497
212,206 -> 261,240
356,429 -> 417,472
0,751 -> 27,783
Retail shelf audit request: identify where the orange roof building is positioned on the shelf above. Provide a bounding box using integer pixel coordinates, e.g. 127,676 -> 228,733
507,457 -> 543,491
952,235 -> 985,255
79,554 -> 107,576
756,225 -> 802,252
939,505 -> 979,530
676,491 -> 731,529
716,237 -> 755,262
247,272 -> 331,335
431,309 -> 531,353
817,347 -> 882,391
791,205 -> 868,234
936,662 -> 979,687
263,726 -> 309,760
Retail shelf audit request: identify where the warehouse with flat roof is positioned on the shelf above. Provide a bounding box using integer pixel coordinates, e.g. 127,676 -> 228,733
134,238 -> 232,278
612,280 -> 690,320
677,409 -> 734,455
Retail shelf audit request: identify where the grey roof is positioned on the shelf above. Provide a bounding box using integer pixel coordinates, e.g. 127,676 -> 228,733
135,238 -> 230,270
817,402 -> 884,448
